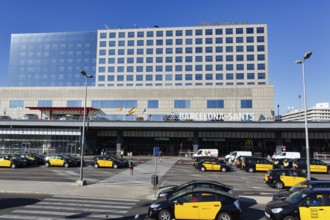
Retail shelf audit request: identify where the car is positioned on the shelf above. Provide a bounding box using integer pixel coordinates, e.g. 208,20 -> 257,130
272,180 -> 330,201
272,159 -> 293,169
245,157 -> 273,173
149,187 -> 241,220
264,169 -> 307,189
44,154 -> 75,167
292,158 -> 330,174
157,180 -> 233,198
0,154 -> 21,168
0,115 -> 11,120
90,155 -> 122,169
196,159 -> 231,172
265,188 -> 330,220
193,156 -> 218,167
240,156 -> 256,169
21,114 -> 39,120
107,153 -> 129,167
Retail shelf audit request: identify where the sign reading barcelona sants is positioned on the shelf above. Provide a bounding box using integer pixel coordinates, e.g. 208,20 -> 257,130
178,112 -> 254,121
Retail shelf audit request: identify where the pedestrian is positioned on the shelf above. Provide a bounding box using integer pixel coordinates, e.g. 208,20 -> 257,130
120,149 -> 124,158
129,158 -> 134,175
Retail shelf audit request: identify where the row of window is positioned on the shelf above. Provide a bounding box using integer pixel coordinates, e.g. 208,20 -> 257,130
99,54 -> 265,65
9,99 -> 253,109
99,36 -> 265,47
99,27 -> 265,39
101,63 -> 266,73
98,73 -> 265,81
99,45 -> 265,56
99,82 -> 265,87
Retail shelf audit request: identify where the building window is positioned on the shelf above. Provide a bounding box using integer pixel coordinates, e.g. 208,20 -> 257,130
98,75 -> 105,81
257,27 -> 264,33
174,100 -> 191,108
226,73 -> 234,80
216,74 -> 223,80
241,100 -> 253,108
247,73 -> 255,79
246,28 -> 254,34
236,28 -> 243,34
38,100 -> 52,107
207,100 -> 224,108
67,100 -> 81,107
258,73 -> 266,79
148,100 -> 159,108
236,73 -> 244,79
226,28 -> 233,35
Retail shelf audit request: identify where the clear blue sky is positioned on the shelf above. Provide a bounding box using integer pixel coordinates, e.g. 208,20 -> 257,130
0,0 -> 329,114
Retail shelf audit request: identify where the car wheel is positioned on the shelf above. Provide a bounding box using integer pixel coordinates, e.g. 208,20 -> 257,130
217,212 -> 232,220
275,181 -> 284,189
64,163 -> 69,168
283,216 -> 296,220
94,163 -> 99,168
201,166 -> 206,172
158,210 -> 172,220
113,164 -> 118,169
221,167 -> 227,172
45,162 -> 50,167
248,167 -> 254,173
11,163 -> 16,169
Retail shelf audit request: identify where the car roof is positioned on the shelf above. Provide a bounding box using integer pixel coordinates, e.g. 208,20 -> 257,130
188,187 -> 236,198
185,180 -> 232,188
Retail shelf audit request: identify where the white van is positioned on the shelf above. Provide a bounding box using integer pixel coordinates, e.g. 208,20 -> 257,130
192,149 -> 218,159
272,152 -> 301,160
225,151 -> 252,162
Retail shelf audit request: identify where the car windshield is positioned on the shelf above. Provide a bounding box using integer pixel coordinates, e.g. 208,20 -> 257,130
285,190 -> 308,204
288,183 -> 307,193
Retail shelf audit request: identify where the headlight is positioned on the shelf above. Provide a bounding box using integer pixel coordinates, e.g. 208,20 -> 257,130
150,203 -> 160,208
159,193 -> 166,197
271,208 -> 283,213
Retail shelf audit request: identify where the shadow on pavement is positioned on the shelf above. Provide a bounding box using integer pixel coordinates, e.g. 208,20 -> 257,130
0,198 -> 41,211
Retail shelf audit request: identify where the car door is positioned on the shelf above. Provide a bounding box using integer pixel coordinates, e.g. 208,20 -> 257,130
174,193 -> 199,219
104,158 -> 113,167
314,160 -> 327,173
212,161 -> 221,171
203,161 -> 213,171
284,170 -> 306,187
0,156 -> 11,167
198,193 -> 221,219
310,160 -> 318,173
299,193 -> 327,220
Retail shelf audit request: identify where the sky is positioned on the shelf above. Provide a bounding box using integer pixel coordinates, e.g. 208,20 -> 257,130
0,0 -> 329,114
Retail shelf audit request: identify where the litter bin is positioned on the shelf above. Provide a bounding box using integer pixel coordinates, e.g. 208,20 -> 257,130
151,175 -> 158,186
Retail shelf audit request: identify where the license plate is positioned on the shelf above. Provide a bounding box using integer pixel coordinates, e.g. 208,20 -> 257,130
265,211 -> 270,218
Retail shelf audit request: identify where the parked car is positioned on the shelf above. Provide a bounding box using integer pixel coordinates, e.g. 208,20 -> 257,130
272,158 -> 293,169
264,169 -> 307,189
157,180 -> 233,198
149,187 -> 241,220
292,158 -> 330,174
90,155 -> 123,169
225,151 -> 252,163
193,156 -> 218,167
44,154 -> 75,167
265,188 -> 330,220
245,157 -> 273,173
272,180 -> 330,201
0,154 -> 21,168
21,114 -> 39,120
0,115 -> 11,120
197,159 -> 231,172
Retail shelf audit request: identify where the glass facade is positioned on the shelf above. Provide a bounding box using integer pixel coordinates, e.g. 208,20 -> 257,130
9,32 -> 97,87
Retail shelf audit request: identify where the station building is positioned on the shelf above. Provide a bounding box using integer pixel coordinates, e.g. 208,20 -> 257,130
1,24 -> 329,157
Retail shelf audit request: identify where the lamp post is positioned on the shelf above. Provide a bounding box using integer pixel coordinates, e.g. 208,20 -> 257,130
296,51 -> 312,181
77,70 -> 93,186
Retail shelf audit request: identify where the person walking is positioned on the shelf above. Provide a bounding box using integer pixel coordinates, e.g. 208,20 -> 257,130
129,158 -> 134,175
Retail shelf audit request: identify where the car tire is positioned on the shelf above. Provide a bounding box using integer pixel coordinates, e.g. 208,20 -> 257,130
275,181 -> 284,189
217,211 -> 232,220
283,216 -> 296,220
113,164 -> 118,169
45,162 -> 50,167
221,167 -> 227,172
64,163 -> 69,168
248,167 -> 254,173
201,166 -> 206,172
11,163 -> 16,169
158,210 -> 172,220
94,163 -> 99,168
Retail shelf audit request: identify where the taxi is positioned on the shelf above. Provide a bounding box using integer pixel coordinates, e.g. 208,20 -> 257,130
292,158 -> 330,174
90,155 -> 121,169
44,154 -> 74,167
149,187 -> 241,220
272,159 -> 293,169
0,154 -> 18,168
265,188 -> 330,220
264,169 -> 307,189
245,157 -> 273,173
197,159 -> 230,172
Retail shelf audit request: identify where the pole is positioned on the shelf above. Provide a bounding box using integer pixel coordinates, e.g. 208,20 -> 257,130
301,61 -> 311,181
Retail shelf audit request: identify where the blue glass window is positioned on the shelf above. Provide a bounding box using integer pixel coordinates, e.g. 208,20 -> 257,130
257,54 -> 265,61
166,39 -> 173,45
185,47 -> 193,53
108,67 -> 115,72
186,38 -> 192,45
216,38 -> 223,44
195,47 -> 203,53
100,33 -> 107,38
118,32 -> 125,38
195,74 -> 203,80
176,56 -> 182,62
117,58 -> 125,64
195,38 -> 203,44
226,55 -> 233,61
67,100 -> 81,107
128,40 -> 134,46
156,31 -> 163,37
236,73 -> 244,79
195,29 -> 203,35
236,55 -> 244,61
99,41 -> 106,47
165,74 -> 172,81
92,100 -> 137,109
166,66 -> 172,71
147,48 -> 153,54
258,73 -> 266,79
176,39 -> 183,45
247,73 -> 255,79
247,46 -> 254,52
246,37 -> 254,43
185,74 -> 192,80
127,49 -> 134,55
147,40 -> 153,46
216,47 -> 223,53
205,56 -> 213,62
175,48 -> 183,54
146,66 -> 153,72
215,64 -> 223,71
127,58 -> 134,63
108,75 -> 114,81
207,100 -> 224,108
175,74 -> 182,80
156,40 -> 163,45
247,55 -> 254,61
176,30 -> 183,36
185,30 -> 192,36
226,64 -> 233,70
99,58 -> 106,64
257,36 -> 264,42
236,28 -> 243,34
146,75 -> 153,81
155,74 -> 162,81
257,45 -> 265,52
146,57 -> 153,63
156,48 -> 163,54
195,65 -> 203,71
205,74 -> 213,80
166,31 -> 173,36
257,27 -> 264,33
247,64 -> 254,70
226,37 -> 233,43
136,75 -> 143,81
38,100 -> 52,107
156,57 -> 163,63
117,67 -> 124,72
99,67 -> 106,72
246,28 -> 254,34
136,66 -> 143,72
216,29 -> 223,35
205,38 -> 213,44
166,57 -> 172,63
118,41 -> 125,46
175,65 -> 182,71
236,64 -> 244,70
236,46 -> 244,52
127,66 -> 134,72
205,47 -> 213,53
126,75 -> 133,81
118,49 -> 125,55
186,56 -> 192,62
174,100 -> 191,108
236,37 -> 243,43
147,31 -> 153,37
137,40 -> 144,46
216,56 -> 223,62
241,100 -> 252,108
156,66 -> 163,72
137,49 -> 143,54
109,33 -> 116,38
226,73 -> 233,80
226,28 -> 233,34
148,100 -> 159,108
108,49 -> 115,55
226,46 -> 233,52
206,65 -> 213,71
99,50 -> 106,55
166,48 -> 173,54
206,29 -> 213,35
258,64 -> 265,70
128,32 -> 135,38
216,74 -> 223,80
185,65 -> 192,71
137,31 -> 144,37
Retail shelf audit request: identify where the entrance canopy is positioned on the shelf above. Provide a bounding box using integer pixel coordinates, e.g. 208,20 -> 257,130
27,107 -> 105,119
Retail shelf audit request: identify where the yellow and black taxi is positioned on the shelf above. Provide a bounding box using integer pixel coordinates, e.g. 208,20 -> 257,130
158,180 -> 233,198
44,154 -> 75,167
240,156 -> 257,170
0,154 -> 20,168
196,158 -> 230,172
273,159 -> 293,169
265,188 -> 330,220
149,187 -> 241,220
264,169 -> 307,189
245,157 -> 273,173
193,156 -> 217,167
292,158 -> 330,174
273,180 -> 330,201
90,155 -> 123,169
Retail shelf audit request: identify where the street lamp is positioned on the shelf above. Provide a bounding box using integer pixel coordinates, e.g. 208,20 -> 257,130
296,51 -> 312,180
77,70 -> 93,186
